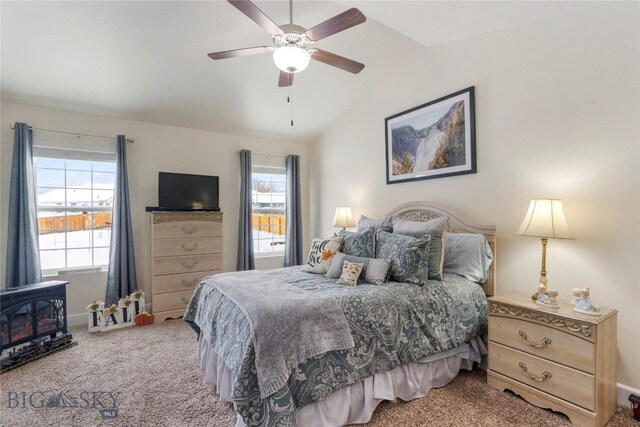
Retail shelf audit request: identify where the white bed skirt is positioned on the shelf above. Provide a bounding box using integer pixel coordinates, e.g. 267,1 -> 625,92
197,335 -> 487,427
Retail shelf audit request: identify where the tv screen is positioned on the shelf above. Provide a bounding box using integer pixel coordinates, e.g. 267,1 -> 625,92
158,172 -> 219,211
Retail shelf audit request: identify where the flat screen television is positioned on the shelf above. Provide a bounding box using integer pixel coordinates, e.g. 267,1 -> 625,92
158,172 -> 220,211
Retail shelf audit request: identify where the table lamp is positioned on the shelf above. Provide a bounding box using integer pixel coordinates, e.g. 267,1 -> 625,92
517,199 -> 573,299
332,206 -> 355,231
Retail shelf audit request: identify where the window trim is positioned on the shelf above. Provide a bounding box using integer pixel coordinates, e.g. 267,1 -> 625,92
251,165 -> 286,256
35,155 -> 115,274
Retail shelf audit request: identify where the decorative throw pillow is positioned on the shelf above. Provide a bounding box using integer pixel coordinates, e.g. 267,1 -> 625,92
326,252 -> 391,285
336,260 -> 364,286
443,233 -> 493,283
374,230 -> 430,286
392,216 -> 447,281
356,215 -> 394,233
302,236 -> 343,274
338,227 -> 375,258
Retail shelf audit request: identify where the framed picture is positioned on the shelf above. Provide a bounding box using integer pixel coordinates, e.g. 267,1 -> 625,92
385,86 -> 476,184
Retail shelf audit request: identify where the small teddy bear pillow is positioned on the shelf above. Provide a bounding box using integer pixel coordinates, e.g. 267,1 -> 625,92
336,260 -> 364,287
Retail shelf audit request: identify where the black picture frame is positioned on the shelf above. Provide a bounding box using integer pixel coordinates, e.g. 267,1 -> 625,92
385,86 -> 476,184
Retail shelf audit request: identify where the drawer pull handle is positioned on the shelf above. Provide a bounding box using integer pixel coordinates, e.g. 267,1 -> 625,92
519,330 -> 551,348
181,226 -> 198,234
181,243 -> 198,251
519,362 -> 552,382
181,279 -> 199,287
182,261 -> 198,269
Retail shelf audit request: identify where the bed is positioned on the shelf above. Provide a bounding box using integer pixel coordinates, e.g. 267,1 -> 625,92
184,202 -> 496,427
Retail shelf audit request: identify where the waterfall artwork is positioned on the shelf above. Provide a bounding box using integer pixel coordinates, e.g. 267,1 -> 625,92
385,87 -> 476,184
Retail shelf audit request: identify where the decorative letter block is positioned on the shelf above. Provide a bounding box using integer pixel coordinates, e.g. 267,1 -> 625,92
87,291 -> 146,333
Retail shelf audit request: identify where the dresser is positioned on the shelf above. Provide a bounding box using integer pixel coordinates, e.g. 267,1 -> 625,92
150,211 -> 223,321
487,292 -> 617,427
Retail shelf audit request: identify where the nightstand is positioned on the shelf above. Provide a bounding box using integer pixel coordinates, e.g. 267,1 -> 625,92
487,292 -> 617,427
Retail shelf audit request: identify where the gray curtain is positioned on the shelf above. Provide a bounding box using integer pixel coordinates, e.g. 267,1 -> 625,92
284,155 -> 303,266
105,135 -> 137,304
5,122 -> 42,287
237,149 -> 255,270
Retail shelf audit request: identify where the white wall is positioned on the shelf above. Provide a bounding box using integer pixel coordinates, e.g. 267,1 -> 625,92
310,4 -> 639,390
1,102 -> 309,320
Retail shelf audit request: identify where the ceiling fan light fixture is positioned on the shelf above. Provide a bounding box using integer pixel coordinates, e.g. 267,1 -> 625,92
273,45 -> 310,73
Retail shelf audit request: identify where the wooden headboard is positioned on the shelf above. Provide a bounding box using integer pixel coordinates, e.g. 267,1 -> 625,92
385,201 -> 496,297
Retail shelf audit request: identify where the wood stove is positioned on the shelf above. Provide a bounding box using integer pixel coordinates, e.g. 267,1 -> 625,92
1,281 -> 70,353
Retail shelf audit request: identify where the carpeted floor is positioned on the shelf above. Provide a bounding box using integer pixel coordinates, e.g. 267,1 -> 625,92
0,320 -> 635,427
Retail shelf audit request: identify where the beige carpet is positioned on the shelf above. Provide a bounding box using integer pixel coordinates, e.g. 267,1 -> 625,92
0,320 -> 635,427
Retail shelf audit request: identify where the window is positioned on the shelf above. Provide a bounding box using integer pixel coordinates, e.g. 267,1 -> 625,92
252,164 -> 286,255
34,136 -> 116,273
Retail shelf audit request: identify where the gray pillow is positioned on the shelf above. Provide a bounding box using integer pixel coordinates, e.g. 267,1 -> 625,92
443,233 -> 493,283
326,252 -> 391,285
337,227 -> 375,258
393,216 -> 447,281
357,215 -> 393,233
374,230 -> 430,286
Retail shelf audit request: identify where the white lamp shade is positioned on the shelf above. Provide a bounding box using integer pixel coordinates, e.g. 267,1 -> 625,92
332,206 -> 356,228
517,199 -> 573,239
273,46 -> 310,73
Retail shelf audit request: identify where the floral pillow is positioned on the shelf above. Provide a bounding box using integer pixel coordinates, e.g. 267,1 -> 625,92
375,229 -> 430,286
302,236 -> 343,274
337,227 -> 375,258
392,216 -> 447,281
336,260 -> 364,287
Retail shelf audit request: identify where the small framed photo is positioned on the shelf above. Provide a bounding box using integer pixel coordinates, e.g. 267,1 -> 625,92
385,86 -> 476,184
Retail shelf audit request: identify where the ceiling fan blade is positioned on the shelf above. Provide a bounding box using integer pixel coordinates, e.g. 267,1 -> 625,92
208,46 -> 272,60
311,49 -> 365,74
228,0 -> 284,36
305,8 -> 366,42
278,71 -> 294,87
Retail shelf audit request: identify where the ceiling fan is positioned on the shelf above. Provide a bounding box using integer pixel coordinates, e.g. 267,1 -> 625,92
208,0 -> 366,87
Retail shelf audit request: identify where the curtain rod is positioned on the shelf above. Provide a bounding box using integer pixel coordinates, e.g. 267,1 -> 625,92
10,123 -> 134,143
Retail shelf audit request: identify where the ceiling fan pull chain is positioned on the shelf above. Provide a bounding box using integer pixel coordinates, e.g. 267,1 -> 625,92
290,86 -> 294,126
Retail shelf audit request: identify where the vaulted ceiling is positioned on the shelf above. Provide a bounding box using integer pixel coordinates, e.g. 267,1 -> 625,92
1,1 -> 594,142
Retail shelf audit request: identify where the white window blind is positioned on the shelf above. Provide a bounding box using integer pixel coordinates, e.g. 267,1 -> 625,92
33,132 -> 117,162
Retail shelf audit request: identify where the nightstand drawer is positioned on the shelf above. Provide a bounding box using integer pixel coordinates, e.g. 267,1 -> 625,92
489,342 -> 595,411
489,316 -> 595,373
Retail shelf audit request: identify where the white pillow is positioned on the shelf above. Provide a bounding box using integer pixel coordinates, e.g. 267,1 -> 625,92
443,233 -> 493,283
303,236 -> 343,274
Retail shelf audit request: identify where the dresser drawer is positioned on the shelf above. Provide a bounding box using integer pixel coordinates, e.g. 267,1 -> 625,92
153,220 -> 222,239
152,237 -> 222,257
153,290 -> 194,312
153,254 -> 222,276
489,342 -> 595,411
489,316 -> 595,373
153,270 -> 219,294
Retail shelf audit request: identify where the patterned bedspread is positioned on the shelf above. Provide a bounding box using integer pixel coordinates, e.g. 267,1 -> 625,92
184,267 -> 487,427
